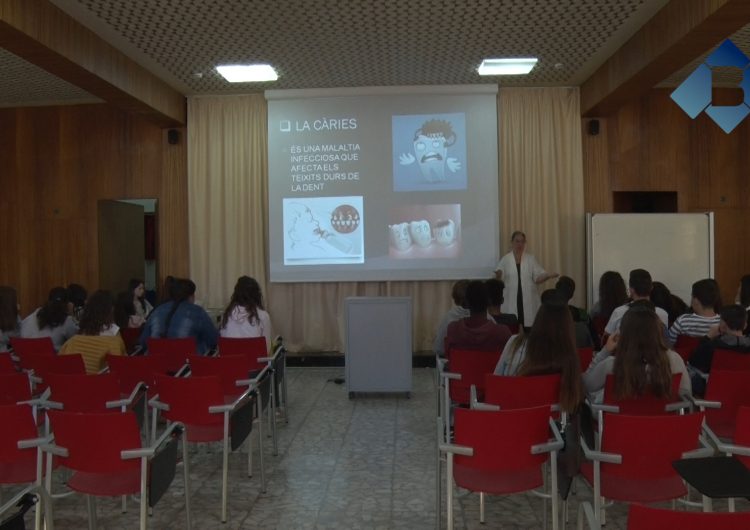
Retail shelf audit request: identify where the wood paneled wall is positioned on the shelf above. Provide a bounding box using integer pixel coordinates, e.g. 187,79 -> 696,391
583,88 -> 750,304
0,103 -> 188,314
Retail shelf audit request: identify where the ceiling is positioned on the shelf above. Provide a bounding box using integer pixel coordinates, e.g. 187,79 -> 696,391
2,0 -> 746,108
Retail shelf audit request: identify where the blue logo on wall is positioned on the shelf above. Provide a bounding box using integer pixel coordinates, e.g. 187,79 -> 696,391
671,39 -> 750,134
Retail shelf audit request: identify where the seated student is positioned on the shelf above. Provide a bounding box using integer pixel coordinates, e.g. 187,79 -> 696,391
688,304 -> 750,396
584,301 -> 691,402
433,279 -> 470,357
114,291 -> 142,329
666,279 -> 720,345
20,287 -> 78,351
554,276 -> 595,348
495,291 -> 583,406
604,269 -> 669,336
445,280 -> 511,354
67,283 -> 88,324
485,278 -> 519,328
651,281 -> 688,327
59,290 -> 126,374
0,286 -> 21,353
140,278 -> 218,355
735,274 -> 750,334
220,276 -> 273,352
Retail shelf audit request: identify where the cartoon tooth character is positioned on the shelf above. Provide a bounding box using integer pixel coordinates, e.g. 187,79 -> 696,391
388,222 -> 412,251
399,119 -> 462,183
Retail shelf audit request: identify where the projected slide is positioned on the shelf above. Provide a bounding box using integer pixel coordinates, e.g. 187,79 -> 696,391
267,85 -> 498,282
283,197 -> 364,265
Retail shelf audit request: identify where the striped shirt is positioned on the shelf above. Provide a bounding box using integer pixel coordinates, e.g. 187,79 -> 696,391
667,313 -> 720,345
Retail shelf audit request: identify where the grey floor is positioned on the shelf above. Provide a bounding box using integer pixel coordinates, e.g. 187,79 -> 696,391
5,367 -> 749,529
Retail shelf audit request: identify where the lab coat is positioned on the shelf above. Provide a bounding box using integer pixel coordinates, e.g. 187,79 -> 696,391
495,252 -> 546,325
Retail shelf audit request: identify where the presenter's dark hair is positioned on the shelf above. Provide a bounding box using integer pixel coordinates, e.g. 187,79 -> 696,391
221,276 -> 265,329
0,286 -> 18,332
510,231 -> 526,242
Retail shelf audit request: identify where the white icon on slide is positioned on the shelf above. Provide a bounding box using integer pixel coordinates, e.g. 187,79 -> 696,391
280,120 -> 291,132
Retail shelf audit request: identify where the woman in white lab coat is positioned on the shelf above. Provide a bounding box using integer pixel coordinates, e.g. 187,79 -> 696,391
494,231 -> 558,327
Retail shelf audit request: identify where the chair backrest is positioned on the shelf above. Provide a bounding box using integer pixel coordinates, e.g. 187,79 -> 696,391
453,406 -> 550,492
0,404 -> 39,482
734,406 -> 750,468
154,374 -> 224,426
577,347 -> 594,372
106,353 -> 161,394
704,370 -> 750,439
46,373 -> 122,413
48,410 -> 141,474
602,373 -> 681,415
0,352 -> 16,373
147,337 -> 196,373
484,374 -> 561,410
217,337 -> 267,370
673,335 -> 702,362
10,337 -> 55,357
19,352 -> 86,376
712,349 -> 750,371
627,503 -> 750,529
600,412 -> 704,482
188,354 -> 253,398
0,373 -> 33,405
449,349 -> 502,404
119,327 -> 142,354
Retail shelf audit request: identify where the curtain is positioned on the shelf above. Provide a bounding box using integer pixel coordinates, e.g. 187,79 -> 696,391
188,88 -> 585,353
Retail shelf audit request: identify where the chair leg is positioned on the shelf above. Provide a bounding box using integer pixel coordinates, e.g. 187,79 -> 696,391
248,429 -> 254,478
435,418 -> 442,530
479,492 -> 485,524
139,457 -> 148,530
446,453 -> 454,530
258,399 -> 266,493
121,494 -> 127,513
182,434 -> 192,530
222,414 -> 230,523
728,497 -> 735,512
270,377 -> 278,456
86,496 -> 97,530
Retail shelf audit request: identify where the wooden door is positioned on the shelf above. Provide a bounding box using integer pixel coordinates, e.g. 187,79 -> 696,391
98,200 -> 145,294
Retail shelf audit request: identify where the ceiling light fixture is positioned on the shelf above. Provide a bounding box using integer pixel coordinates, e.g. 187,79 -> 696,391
216,64 -> 278,82
477,58 -> 538,76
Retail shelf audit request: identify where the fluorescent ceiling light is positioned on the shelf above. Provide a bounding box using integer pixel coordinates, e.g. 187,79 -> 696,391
477,58 -> 538,76
216,64 -> 278,82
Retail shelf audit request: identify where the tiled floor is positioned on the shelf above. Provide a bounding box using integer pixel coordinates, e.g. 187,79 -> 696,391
5,367 -> 749,529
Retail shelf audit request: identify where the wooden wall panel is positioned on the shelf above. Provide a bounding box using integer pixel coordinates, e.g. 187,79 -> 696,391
583,88 -> 750,304
0,103 -> 188,314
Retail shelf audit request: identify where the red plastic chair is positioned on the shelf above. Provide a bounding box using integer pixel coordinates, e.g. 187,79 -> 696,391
627,503 -> 750,529
151,371 -> 266,522
712,349 -> 750,371
10,337 -> 55,357
601,373 -> 683,415
674,335 -> 702,362
146,337 -> 196,374
46,373 -> 133,413
20,353 -> 86,394
217,337 -> 268,372
0,372 -> 33,405
120,327 -> 143,354
577,347 -> 594,372
444,349 -> 502,405
188,354 -> 253,400
0,403 -> 46,487
483,373 -> 561,411
695,370 -> 750,440
0,352 -> 16,373
45,410 -> 191,530
581,412 -> 705,521
440,406 -> 562,529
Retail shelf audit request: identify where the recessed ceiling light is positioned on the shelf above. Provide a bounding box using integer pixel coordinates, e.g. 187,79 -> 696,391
216,64 -> 278,82
477,58 -> 538,76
